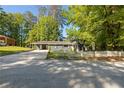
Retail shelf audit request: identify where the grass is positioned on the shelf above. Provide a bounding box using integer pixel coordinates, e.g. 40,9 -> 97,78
47,51 -> 68,59
47,50 -> 81,60
0,46 -> 32,56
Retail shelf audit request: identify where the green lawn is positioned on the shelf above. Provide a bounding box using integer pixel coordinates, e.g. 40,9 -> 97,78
47,50 -> 81,60
0,46 -> 32,56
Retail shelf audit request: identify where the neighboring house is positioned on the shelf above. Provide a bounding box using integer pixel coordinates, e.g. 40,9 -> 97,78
0,35 -> 16,46
31,41 -> 77,52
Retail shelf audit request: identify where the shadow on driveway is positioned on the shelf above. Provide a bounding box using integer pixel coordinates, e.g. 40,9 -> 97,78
0,51 -> 124,88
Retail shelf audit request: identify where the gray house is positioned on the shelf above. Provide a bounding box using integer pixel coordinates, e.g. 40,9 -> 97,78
31,41 -> 77,52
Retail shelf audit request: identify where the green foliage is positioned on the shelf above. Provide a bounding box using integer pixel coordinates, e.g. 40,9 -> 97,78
79,31 -> 95,45
65,5 -> 124,50
1,5 -> 124,51
27,16 -> 60,43
66,27 -> 79,40
0,8 -> 36,46
0,6 -> 66,46
66,26 -> 95,45
27,6 -> 66,43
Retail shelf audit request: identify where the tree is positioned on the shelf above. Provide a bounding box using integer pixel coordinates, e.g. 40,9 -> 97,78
0,8 -> 8,35
23,11 -> 37,46
0,10 -> 32,46
27,6 -> 66,43
38,6 -> 48,17
0,8 -> 37,46
49,5 -> 66,40
66,26 -> 79,41
24,11 -> 37,29
5,13 -> 25,46
91,6 -> 124,50
65,5 -> 124,50
27,16 -> 59,43
65,6 -> 95,48
66,26 -> 95,46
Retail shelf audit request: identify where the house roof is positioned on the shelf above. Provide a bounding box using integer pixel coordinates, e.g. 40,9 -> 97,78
31,41 -> 77,46
0,35 -> 15,41
0,35 -> 9,38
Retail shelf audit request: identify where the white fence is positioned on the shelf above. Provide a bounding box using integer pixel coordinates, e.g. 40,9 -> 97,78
79,51 -> 124,57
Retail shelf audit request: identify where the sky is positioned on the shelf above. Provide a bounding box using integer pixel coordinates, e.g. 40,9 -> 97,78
1,5 -> 68,37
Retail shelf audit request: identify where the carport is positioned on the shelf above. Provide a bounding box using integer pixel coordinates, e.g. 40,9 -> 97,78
31,41 -> 77,51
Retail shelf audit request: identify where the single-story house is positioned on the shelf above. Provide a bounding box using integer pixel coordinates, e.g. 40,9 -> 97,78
0,35 -> 16,46
31,41 -> 77,52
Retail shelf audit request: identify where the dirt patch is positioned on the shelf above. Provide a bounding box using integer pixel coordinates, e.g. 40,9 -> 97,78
81,56 -> 124,62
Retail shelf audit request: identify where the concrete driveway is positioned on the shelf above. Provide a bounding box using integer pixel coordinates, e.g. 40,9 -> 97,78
0,50 -> 124,88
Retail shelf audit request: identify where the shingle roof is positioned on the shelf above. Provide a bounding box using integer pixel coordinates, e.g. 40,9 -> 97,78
31,41 -> 76,46
0,35 -> 15,41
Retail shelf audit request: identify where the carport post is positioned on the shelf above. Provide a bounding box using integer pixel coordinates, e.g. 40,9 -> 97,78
36,44 -> 40,50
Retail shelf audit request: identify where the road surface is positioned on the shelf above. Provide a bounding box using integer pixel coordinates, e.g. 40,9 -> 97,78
0,50 -> 124,88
